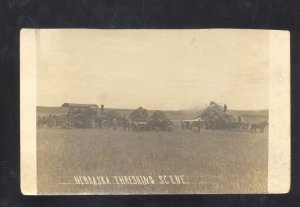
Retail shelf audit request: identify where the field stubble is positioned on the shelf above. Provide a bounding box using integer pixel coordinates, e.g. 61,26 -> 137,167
37,128 -> 268,194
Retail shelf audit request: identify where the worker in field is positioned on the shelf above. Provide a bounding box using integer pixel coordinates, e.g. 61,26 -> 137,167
122,114 -> 129,131
224,104 -> 227,112
67,110 -> 72,126
52,115 -> 57,128
113,118 -> 117,130
122,114 -> 126,131
211,118 -> 216,130
47,114 -> 54,128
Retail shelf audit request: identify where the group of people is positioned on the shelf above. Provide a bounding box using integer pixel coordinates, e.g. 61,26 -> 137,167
37,114 -> 57,128
100,115 -> 132,131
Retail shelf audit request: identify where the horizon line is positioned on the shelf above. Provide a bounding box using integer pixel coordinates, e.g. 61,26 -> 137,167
36,105 -> 269,112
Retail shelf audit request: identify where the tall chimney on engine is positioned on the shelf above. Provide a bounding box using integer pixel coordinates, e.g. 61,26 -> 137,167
101,105 -> 104,115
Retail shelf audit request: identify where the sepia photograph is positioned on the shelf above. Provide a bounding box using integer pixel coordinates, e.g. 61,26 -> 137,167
20,29 -> 290,195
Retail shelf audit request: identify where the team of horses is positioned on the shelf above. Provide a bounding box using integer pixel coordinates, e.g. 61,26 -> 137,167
250,121 -> 268,133
37,114 -> 174,132
180,118 -> 268,133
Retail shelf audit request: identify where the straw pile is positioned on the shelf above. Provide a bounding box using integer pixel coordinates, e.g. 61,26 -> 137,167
151,110 -> 168,120
200,102 -> 240,123
129,107 -> 150,121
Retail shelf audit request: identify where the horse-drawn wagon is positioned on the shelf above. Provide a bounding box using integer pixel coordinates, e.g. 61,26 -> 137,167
129,108 -> 173,132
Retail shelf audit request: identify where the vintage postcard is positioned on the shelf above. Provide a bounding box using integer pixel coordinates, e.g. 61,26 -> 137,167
20,29 -> 290,195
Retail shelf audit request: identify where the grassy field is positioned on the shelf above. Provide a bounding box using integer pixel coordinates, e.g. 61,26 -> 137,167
37,127 -> 268,194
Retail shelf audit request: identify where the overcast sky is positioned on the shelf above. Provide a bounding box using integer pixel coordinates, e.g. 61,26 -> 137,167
36,29 -> 269,110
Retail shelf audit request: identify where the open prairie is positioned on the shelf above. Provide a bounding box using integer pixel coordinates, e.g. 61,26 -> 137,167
37,125 -> 268,194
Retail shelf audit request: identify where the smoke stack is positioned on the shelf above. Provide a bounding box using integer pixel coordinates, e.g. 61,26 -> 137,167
101,105 -> 104,115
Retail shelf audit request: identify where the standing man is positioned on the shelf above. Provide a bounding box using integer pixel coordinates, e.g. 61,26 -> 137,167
122,114 -> 127,131
224,104 -> 227,112
197,119 -> 201,132
47,114 -> 53,128
128,118 -> 132,131
113,118 -> 117,130
181,120 -> 185,130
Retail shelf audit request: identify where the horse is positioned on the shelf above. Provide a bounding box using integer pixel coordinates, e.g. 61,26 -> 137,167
250,121 -> 268,133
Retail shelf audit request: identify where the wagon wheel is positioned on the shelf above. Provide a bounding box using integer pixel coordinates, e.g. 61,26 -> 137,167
166,126 -> 173,132
73,114 -> 87,128
74,120 -> 82,128
138,124 -> 147,131
52,119 -> 57,128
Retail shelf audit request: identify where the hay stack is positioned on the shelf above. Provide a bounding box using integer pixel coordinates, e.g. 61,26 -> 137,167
199,102 -> 241,129
129,107 -> 150,121
151,110 -> 168,120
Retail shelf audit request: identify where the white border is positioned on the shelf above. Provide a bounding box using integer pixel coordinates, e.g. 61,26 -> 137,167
268,30 -> 290,193
20,29 -> 37,195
